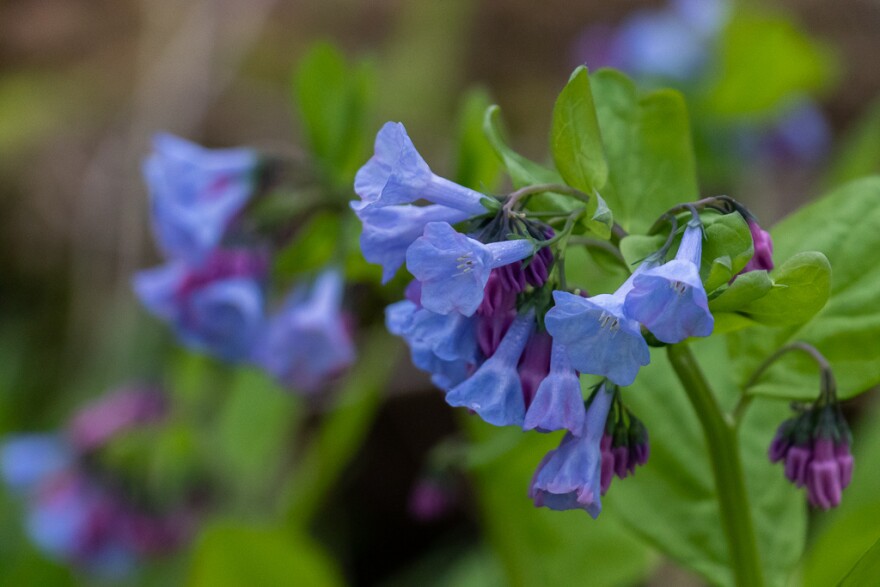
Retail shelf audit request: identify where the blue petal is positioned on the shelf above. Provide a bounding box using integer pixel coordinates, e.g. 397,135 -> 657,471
545,291 -> 649,386
0,435 -> 71,494
354,122 -> 432,207
523,342 -> 585,434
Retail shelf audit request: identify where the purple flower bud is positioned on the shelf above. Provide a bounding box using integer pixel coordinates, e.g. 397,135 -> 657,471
518,331 -> 553,407
354,122 -> 489,215
446,311 -> 535,427
498,262 -> 527,293
612,445 -> 631,479
477,270 -> 517,317
255,269 -> 356,393
624,221 -> 714,344
68,387 -> 167,452
523,340 -> 586,435
529,383 -> 614,518
406,222 -> 535,316
145,133 -> 259,263
408,478 -> 455,522
525,246 -> 553,287
784,445 -> 811,488
741,219 -> 774,273
836,442 -> 854,490
476,309 -> 515,358
806,438 -> 843,510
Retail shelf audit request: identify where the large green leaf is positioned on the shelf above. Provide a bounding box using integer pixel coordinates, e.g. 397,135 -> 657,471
734,252 -> 830,326
839,538 -> 880,587
730,177 -> 880,400
801,401 -> 880,587
604,338 -> 805,587
293,42 -> 373,188
551,66 -> 608,194
590,69 -> 699,234
187,522 -> 344,587
702,8 -> 836,118
464,420 -> 655,587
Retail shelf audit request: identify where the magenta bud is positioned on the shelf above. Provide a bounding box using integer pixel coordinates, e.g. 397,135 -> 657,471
784,445 -> 811,487
612,445 -> 630,479
600,434 -> 614,496
768,431 -> 791,463
835,442 -> 854,489
806,438 -> 842,509
742,219 -> 774,273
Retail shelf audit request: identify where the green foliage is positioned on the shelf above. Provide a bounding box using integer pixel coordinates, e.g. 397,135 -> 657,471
702,7 -> 836,119
731,177 -> 880,400
293,42 -> 374,189
273,211 -> 342,284
464,420 -> 656,587
187,522 -> 344,587
606,338 -> 806,587
800,398 -> 880,586
839,538 -> 880,587
590,69 -> 699,234
699,212 -> 755,292
551,66 -> 608,195
454,89 -> 503,192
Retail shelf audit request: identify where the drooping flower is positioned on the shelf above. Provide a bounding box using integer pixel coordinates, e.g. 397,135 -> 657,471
769,401 -> 853,510
145,133 -> 260,263
523,339 -> 585,435
133,251 -> 266,362
624,219 -> 714,344
517,331 -> 553,407
255,268 -> 356,393
406,222 -> 535,316
528,382 -> 615,518
446,311 -> 536,426
355,203 -> 474,284
354,122 -> 490,215
475,270 -> 517,357
741,218 -> 774,273
545,271 -> 650,386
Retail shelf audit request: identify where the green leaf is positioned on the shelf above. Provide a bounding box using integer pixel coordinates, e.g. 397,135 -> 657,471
591,69 -> 699,234
702,7 -> 836,118
606,338 -> 806,587
454,89 -> 503,192
293,42 -> 373,188
273,211 -> 342,284
826,96 -> 880,187
187,522 -> 344,587
736,252 -> 831,326
464,419 -> 655,587
483,105 -> 606,236
700,212 -> 755,293
709,271 -> 773,314
801,401 -> 880,586
730,177 -> 880,400
839,538 -> 880,587
551,66 -> 608,194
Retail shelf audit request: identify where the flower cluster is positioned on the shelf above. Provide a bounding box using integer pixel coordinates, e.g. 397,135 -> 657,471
0,387 -> 194,576
355,124 -> 743,516
769,398 -> 854,510
134,133 -> 355,393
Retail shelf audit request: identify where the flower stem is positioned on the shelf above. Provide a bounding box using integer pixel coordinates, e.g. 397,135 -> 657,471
666,343 -> 765,587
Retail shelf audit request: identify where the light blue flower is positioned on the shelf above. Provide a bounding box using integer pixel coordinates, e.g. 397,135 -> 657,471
406,222 -> 535,316
355,203 -> 472,284
255,269 -> 356,393
528,382 -> 614,518
354,122 -> 489,215
0,435 -> 71,494
624,221 -> 714,344
446,310 -> 535,427
545,271 -> 650,386
133,261 -> 265,362
615,10 -> 707,81
146,133 -> 259,263
523,340 -> 586,435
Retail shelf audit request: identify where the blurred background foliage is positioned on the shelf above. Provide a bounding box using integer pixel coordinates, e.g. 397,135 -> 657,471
2,0 -> 880,585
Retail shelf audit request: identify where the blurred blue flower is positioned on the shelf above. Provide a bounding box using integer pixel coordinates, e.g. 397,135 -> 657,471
145,133 -> 260,263
1,435 -> 71,494
529,382 -> 614,518
354,122 -> 489,215
446,310 -> 535,427
133,250 -> 267,362
255,269 -> 356,393
355,203 -> 472,284
523,340 -> 586,435
406,222 -> 535,316
624,221 -> 714,344
615,10 -> 707,81
545,273 -> 650,386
